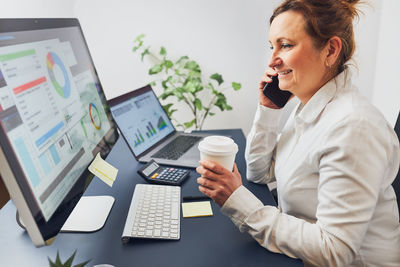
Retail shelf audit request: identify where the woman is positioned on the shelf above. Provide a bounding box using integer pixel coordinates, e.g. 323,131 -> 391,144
196,0 -> 400,266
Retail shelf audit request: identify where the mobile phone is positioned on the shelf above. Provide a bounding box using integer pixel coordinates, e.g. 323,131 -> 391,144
262,75 -> 292,108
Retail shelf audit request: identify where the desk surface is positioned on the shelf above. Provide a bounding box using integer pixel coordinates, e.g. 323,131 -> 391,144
0,129 -> 303,267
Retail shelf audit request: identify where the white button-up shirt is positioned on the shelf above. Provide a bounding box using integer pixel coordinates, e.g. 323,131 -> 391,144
221,70 -> 400,267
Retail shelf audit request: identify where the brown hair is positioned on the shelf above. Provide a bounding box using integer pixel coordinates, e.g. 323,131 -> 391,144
270,0 -> 362,74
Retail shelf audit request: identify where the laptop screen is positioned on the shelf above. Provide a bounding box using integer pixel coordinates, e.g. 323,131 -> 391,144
109,85 -> 175,156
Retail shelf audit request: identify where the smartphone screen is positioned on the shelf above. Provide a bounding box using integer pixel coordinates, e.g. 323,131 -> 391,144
262,75 -> 292,108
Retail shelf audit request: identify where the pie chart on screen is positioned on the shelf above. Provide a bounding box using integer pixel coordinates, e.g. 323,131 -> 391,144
46,52 -> 71,99
89,102 -> 101,130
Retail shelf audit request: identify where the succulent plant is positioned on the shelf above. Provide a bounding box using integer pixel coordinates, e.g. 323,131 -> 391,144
48,250 -> 90,267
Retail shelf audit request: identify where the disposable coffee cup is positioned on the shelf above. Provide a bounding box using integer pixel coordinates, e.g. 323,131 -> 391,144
198,135 -> 238,171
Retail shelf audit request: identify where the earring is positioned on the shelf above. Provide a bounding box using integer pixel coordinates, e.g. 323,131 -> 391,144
325,60 -> 331,68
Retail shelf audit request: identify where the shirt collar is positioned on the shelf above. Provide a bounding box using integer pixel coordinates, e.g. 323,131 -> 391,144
295,68 -> 352,124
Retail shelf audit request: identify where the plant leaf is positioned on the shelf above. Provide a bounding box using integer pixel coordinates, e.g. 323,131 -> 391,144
160,46 -> 166,56
134,33 -> 145,43
162,103 -> 174,113
174,90 -> 183,100
184,60 -> 201,74
194,98 -> 203,110
176,56 -> 189,65
149,81 -> 157,87
133,35 -> 145,52
55,251 -> 62,265
161,76 -> 173,89
182,80 -> 196,93
214,93 -> 228,111
209,112 -> 215,116
73,259 -> 91,267
140,46 -> 150,61
149,64 -> 163,75
232,82 -> 241,90
164,60 -> 173,72
161,81 -> 168,90
160,90 -> 174,100
48,257 -> 57,267
210,73 -> 224,85
64,250 -> 77,267
169,109 -> 177,116
183,118 -> 196,129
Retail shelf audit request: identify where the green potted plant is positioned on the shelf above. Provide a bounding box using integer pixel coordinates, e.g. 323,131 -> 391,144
133,34 -> 241,130
48,250 -> 90,267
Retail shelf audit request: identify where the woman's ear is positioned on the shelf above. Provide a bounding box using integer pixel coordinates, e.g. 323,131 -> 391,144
324,36 -> 342,67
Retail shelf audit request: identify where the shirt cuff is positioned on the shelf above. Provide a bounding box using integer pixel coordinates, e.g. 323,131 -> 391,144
221,185 -> 264,230
255,104 -> 284,131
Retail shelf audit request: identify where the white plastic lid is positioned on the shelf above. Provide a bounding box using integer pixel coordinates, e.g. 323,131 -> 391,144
198,135 -> 238,155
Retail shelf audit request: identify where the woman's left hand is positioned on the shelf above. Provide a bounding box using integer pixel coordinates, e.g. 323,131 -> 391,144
196,160 -> 242,206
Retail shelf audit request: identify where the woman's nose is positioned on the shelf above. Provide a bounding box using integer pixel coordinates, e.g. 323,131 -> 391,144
268,53 -> 282,69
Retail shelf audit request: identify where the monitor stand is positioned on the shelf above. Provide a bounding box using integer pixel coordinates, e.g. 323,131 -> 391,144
17,195 -> 114,232
61,195 -> 114,232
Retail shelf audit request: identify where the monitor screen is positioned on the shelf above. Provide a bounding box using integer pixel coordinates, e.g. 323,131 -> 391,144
109,86 -> 175,157
0,18 -> 118,246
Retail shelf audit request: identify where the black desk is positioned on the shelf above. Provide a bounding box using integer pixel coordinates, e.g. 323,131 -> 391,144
0,129 -> 303,267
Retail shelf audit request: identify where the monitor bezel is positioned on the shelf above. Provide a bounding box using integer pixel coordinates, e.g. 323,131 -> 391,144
0,18 -> 119,246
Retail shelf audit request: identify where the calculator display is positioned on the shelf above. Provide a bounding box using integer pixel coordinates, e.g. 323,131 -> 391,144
142,162 -> 159,176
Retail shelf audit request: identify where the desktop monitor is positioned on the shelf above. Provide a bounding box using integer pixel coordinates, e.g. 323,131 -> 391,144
0,18 -> 118,247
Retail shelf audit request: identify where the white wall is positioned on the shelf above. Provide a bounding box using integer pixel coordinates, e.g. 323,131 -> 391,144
372,0 -> 400,126
0,0 -> 76,17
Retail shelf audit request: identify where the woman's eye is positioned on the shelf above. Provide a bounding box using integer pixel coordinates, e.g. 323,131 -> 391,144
281,43 -> 293,49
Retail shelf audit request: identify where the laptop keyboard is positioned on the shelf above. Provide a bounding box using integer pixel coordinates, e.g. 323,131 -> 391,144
121,184 -> 180,243
152,135 -> 202,160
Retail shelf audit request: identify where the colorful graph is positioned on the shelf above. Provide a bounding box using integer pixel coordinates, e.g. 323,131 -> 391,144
46,52 -> 71,98
145,122 -> 156,137
134,130 -> 145,147
89,102 -> 101,130
157,116 -> 167,130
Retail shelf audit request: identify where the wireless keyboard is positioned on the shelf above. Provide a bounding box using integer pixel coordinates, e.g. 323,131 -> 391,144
121,184 -> 180,244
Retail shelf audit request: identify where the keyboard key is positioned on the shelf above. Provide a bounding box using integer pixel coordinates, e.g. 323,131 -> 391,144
154,229 -> 161,237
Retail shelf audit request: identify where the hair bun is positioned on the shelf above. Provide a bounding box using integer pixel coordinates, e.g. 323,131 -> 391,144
340,0 -> 362,18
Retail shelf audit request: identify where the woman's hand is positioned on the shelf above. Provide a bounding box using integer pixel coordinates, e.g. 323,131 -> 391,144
259,69 -> 280,109
196,160 -> 242,206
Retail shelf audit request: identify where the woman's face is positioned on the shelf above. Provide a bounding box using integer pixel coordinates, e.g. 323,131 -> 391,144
268,11 -> 329,103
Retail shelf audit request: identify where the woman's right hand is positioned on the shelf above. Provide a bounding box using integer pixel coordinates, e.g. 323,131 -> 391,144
259,69 -> 280,109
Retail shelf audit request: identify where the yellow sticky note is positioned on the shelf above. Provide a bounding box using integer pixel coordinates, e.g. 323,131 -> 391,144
88,153 -> 118,187
182,201 -> 213,218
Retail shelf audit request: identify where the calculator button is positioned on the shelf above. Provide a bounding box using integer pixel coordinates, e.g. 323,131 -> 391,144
151,173 -> 159,179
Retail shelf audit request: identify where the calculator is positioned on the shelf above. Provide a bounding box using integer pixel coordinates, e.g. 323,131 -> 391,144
137,160 -> 190,185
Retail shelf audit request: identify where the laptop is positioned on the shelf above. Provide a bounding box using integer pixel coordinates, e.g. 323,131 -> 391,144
107,85 -> 211,168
